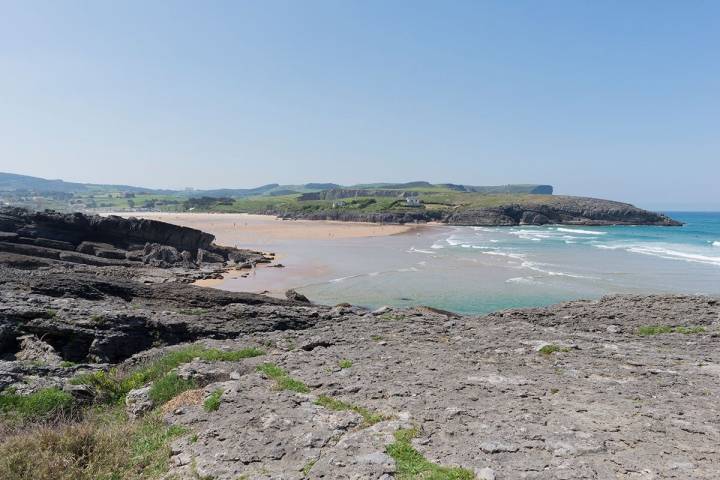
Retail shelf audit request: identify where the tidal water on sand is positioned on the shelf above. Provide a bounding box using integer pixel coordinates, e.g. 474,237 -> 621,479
222,212 -> 720,314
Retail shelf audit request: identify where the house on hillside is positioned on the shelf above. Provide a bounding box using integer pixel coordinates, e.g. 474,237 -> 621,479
405,197 -> 421,206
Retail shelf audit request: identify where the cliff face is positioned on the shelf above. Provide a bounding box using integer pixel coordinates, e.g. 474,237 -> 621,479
272,196 -> 681,226
443,196 -> 682,226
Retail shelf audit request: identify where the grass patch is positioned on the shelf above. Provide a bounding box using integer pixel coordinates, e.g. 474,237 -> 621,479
338,359 -> 353,369
256,363 -> 310,393
380,313 -> 405,321
315,395 -> 386,426
203,389 -> 223,412
148,373 -> 196,406
72,346 -> 264,404
538,344 -> 570,356
45,309 -> 57,318
0,407 -> 188,480
370,335 -> 383,341
302,459 -> 317,476
637,325 -> 706,336
0,388 -> 74,422
387,428 -> 475,480
60,361 -> 78,368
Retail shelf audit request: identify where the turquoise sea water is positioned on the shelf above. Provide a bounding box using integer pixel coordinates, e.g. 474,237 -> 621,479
288,212 -> 720,314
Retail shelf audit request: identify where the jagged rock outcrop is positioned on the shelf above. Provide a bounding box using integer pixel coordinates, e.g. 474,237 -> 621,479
0,207 -> 271,269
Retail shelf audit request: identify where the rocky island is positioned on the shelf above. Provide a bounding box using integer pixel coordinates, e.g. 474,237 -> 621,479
0,208 -> 715,480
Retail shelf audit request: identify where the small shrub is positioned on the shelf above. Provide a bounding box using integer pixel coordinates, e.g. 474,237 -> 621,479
538,344 -> 570,356
338,359 -> 353,369
45,309 -> 57,318
149,373 -> 196,405
60,361 -> 77,368
257,363 -> 310,393
203,389 -> 223,412
370,335 -> 383,341
386,428 -> 474,480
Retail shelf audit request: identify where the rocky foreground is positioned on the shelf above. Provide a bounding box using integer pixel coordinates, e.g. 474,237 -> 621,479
0,210 -> 718,479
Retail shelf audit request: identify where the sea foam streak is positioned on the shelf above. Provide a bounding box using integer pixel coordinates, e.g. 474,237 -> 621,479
556,227 -> 607,235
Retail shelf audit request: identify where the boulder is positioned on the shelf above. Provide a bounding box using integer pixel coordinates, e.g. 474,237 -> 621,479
143,243 -> 182,267
197,248 -> 225,264
15,335 -> 63,366
125,386 -> 154,418
286,289 -> 310,303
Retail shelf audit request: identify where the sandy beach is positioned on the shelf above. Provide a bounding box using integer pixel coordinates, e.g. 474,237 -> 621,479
109,212 -> 426,295
123,212 -> 417,246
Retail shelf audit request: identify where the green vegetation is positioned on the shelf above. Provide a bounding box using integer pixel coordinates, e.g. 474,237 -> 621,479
538,344 -> 571,356
302,459 -> 317,476
256,363 -> 310,393
386,428 -> 475,480
0,407 -> 189,480
45,309 -> 57,318
0,388 -> 74,422
72,346 -> 264,404
203,389 -> 223,412
148,373 -> 196,406
637,325 -> 706,336
60,361 -> 78,368
314,395 -> 386,426
338,359 -> 353,369
0,345 -> 265,479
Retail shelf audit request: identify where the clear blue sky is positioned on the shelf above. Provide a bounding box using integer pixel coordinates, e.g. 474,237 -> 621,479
1,1 -> 718,209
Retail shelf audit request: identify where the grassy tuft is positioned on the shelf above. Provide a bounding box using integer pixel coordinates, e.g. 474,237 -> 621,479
0,388 -> 74,422
203,389 -> 223,412
386,428 -> 475,480
148,373 -> 196,406
637,325 -> 705,336
538,344 -> 570,356
71,346 -> 264,404
314,395 -> 386,426
338,359 -> 353,369
256,363 -> 310,393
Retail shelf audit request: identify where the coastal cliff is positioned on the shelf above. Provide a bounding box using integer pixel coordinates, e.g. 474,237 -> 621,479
273,195 -> 681,226
0,207 -> 271,274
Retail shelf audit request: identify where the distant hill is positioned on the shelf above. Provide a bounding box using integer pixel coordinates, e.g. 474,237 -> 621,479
0,172 -> 175,194
0,172 -> 553,198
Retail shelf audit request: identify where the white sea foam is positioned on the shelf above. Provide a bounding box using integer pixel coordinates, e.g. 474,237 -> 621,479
408,247 -> 435,254
626,245 -> 720,266
430,242 -> 445,249
556,227 -> 607,235
505,276 -> 540,284
330,275 -> 361,283
594,243 -> 720,267
713,241 -> 720,247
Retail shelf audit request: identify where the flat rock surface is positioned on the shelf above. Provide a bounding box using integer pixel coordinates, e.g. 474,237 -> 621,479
159,295 -> 720,479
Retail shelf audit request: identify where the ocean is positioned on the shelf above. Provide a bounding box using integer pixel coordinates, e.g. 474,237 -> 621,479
271,212 -> 720,314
